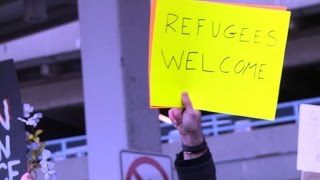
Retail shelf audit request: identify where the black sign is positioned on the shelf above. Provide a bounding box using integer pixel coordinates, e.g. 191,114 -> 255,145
0,60 -> 27,179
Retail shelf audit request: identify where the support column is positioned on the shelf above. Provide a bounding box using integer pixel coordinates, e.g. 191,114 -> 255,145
118,0 -> 161,152
77,0 -> 161,179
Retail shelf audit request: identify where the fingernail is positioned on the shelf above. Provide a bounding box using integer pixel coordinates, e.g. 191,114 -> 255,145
182,92 -> 187,96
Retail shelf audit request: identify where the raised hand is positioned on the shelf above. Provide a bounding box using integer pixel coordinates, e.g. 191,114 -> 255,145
168,92 -> 203,146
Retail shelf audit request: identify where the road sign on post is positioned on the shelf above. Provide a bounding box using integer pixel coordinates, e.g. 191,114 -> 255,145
120,150 -> 173,180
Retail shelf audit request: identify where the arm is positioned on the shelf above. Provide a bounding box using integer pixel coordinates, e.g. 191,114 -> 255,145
169,92 -> 216,180
21,173 -> 35,180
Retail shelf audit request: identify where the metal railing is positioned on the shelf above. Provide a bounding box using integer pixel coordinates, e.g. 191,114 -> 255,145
45,96 -> 320,160
45,135 -> 87,160
160,96 -> 320,142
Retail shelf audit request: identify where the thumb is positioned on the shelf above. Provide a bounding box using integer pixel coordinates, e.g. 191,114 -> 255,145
182,92 -> 193,110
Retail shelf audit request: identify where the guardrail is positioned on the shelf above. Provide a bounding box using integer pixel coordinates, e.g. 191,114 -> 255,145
46,96 -> 320,160
160,96 -> 320,142
45,135 -> 87,160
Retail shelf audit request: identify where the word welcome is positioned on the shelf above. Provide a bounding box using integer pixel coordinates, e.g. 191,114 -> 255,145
0,99 -> 21,180
161,49 -> 266,79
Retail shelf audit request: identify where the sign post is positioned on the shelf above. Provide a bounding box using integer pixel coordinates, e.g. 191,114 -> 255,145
0,60 -> 27,180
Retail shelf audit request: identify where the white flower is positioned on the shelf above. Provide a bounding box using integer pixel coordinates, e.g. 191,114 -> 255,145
44,170 -> 56,180
18,103 -> 42,127
18,113 -> 42,127
40,160 -> 56,180
40,149 -> 56,180
23,104 -> 34,118
42,149 -> 52,160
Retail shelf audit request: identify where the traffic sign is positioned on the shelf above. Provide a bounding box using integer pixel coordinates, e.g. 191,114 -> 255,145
120,150 -> 173,180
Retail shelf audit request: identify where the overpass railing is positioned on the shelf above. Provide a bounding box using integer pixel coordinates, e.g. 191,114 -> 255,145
45,96 -> 320,160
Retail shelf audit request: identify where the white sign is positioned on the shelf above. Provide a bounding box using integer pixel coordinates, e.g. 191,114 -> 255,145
297,104 -> 320,173
120,150 -> 173,180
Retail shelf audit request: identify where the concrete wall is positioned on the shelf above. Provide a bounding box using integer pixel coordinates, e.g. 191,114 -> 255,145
46,124 -> 301,180
20,78 -> 83,111
3,23 -> 319,69
163,124 -> 301,180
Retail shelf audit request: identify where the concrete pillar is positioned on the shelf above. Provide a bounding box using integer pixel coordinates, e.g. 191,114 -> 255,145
77,0 -> 161,179
118,0 -> 161,152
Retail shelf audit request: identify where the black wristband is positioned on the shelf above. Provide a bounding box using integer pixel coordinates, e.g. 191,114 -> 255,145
182,138 -> 207,154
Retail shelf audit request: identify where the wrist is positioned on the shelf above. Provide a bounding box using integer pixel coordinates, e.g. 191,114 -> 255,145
181,132 -> 204,146
183,147 -> 207,160
181,137 -> 208,160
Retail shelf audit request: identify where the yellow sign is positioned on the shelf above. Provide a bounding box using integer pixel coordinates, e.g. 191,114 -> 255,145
149,0 -> 291,120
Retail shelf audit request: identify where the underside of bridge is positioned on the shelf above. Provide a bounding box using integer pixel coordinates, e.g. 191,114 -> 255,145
1,0 -> 320,140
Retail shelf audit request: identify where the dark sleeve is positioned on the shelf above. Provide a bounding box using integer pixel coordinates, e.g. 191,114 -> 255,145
174,149 -> 216,180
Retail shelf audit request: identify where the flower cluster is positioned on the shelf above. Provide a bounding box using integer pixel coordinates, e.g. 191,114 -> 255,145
40,149 -> 56,179
18,104 -> 42,127
18,104 -> 56,180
